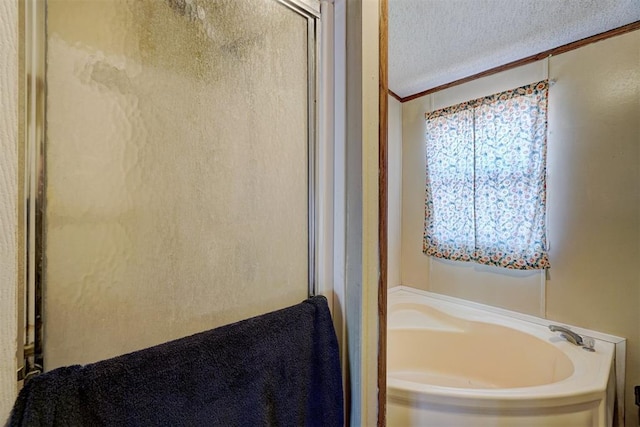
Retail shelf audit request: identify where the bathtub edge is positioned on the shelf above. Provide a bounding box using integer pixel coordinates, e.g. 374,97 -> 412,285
388,285 -> 627,427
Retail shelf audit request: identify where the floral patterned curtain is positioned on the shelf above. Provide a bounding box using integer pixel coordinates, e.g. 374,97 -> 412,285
423,80 -> 550,270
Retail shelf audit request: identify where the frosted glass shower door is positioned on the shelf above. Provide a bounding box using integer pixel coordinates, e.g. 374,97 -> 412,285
43,0 -> 315,369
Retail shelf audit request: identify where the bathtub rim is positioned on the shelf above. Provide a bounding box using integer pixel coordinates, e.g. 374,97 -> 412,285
387,286 -> 626,422
388,368 -> 612,408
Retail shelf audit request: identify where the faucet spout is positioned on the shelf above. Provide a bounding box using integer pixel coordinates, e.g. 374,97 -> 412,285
548,325 -> 583,346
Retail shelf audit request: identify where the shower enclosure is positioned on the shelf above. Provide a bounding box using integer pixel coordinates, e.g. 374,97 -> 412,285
23,0 -> 321,375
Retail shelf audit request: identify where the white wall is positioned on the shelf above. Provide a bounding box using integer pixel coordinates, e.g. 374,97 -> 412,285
398,30 -> 640,426
387,95 -> 402,287
0,0 -> 18,422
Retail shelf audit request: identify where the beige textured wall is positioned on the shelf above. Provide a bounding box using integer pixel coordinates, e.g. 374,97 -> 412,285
545,31 -> 639,427
0,0 -> 18,422
361,1 -> 380,423
388,95 -> 402,288
340,0 -> 380,422
399,30 -> 640,426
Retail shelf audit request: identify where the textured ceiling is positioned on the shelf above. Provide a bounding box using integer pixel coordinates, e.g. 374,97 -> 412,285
389,0 -> 640,98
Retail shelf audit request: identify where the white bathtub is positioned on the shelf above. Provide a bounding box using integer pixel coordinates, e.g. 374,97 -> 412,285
387,287 -> 617,427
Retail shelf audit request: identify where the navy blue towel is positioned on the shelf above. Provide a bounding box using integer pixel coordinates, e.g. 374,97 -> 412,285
10,296 -> 343,426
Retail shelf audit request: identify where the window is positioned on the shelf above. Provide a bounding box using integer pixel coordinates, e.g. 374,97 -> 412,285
423,80 -> 550,270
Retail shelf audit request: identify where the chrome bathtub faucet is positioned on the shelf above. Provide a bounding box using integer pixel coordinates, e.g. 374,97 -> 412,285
548,325 -> 595,352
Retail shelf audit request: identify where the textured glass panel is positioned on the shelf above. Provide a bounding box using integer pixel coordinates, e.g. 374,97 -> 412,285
44,0 -> 309,369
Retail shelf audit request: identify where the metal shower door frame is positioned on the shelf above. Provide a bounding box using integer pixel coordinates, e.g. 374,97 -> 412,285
21,0 -> 321,381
